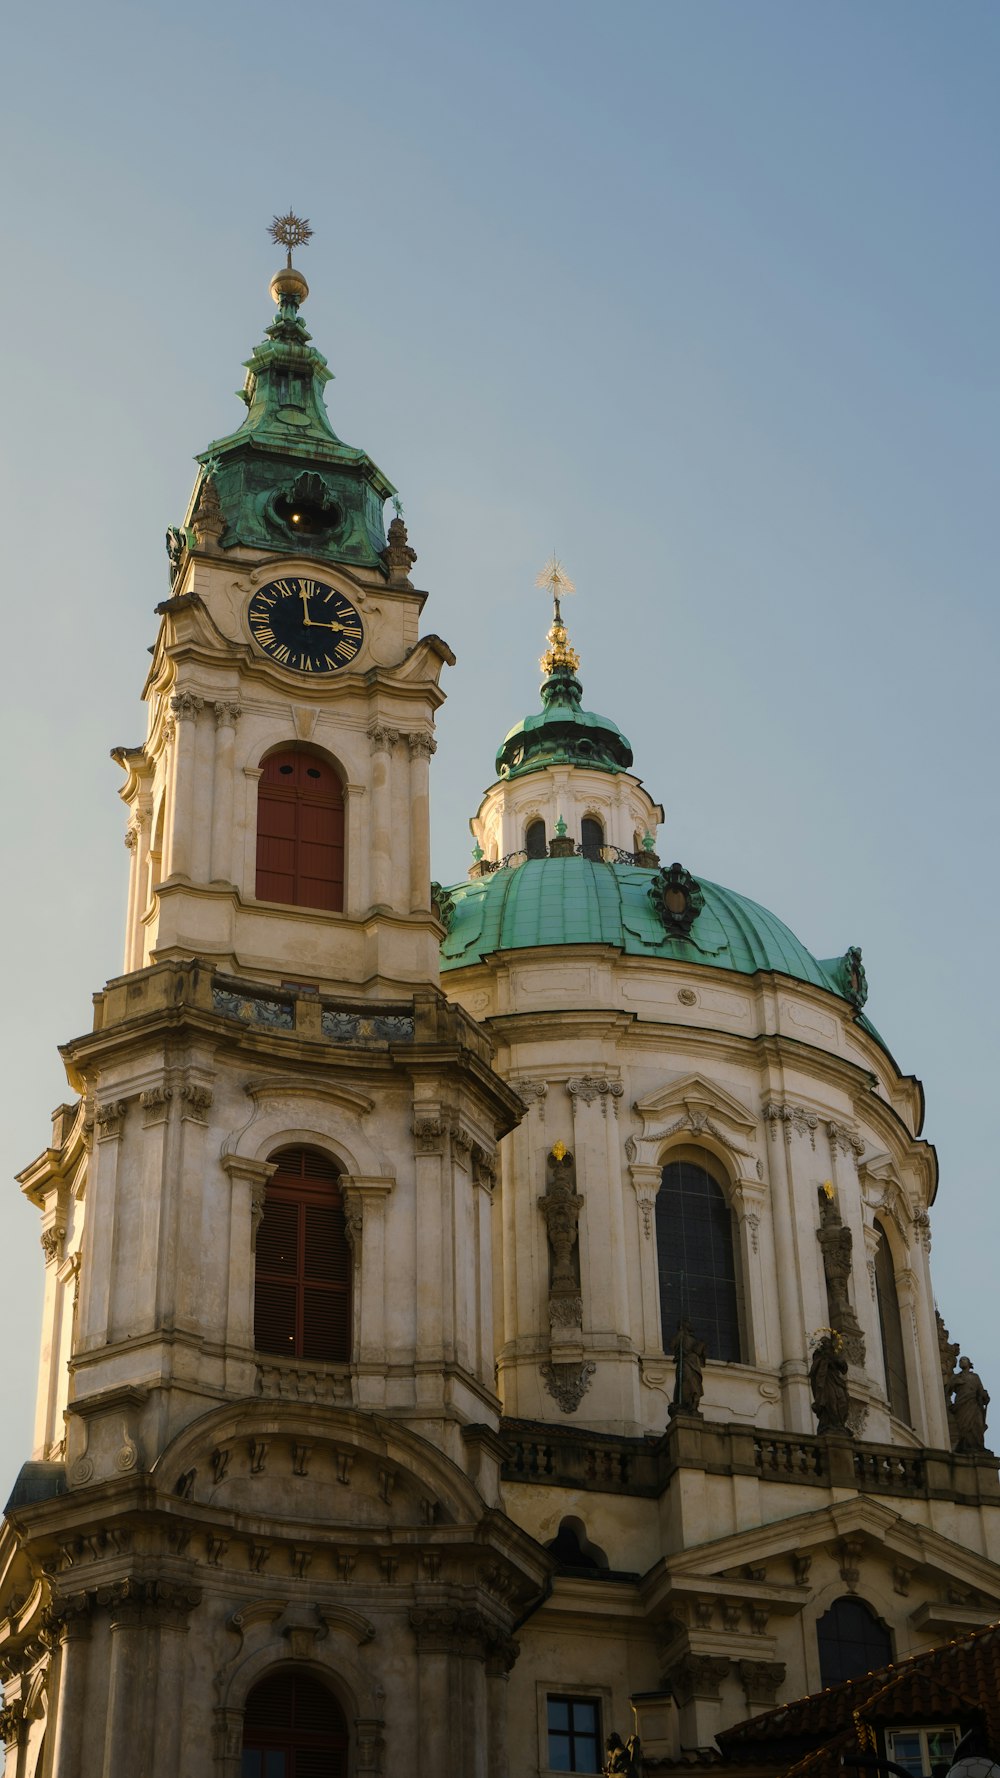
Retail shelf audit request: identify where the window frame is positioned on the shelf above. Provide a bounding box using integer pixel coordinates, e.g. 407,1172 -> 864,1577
253,1147 -> 353,1364
884,1726 -> 961,1777
654,1146 -> 744,1365
536,1682 -> 611,1777
254,744 -> 346,914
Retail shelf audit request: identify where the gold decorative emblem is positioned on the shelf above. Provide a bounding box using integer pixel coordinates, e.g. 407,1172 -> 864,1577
268,211 -> 314,264
536,556 -> 580,675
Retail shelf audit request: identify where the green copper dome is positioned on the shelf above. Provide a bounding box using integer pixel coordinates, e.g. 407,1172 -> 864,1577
496,672 -> 633,779
439,857 -> 881,1041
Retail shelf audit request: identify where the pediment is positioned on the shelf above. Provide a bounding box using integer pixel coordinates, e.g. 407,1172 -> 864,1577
649,1494 -> 1000,1609
634,1075 -> 757,1136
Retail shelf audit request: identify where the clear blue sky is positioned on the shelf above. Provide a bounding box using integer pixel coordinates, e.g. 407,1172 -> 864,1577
1,0 -> 997,1496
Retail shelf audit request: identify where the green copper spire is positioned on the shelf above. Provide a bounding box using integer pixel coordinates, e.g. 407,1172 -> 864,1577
495,559 -> 633,780
184,217 -> 396,571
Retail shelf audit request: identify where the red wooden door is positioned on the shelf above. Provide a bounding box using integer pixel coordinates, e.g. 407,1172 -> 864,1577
242,1670 -> 348,1778
256,751 -> 344,911
254,1150 -> 352,1363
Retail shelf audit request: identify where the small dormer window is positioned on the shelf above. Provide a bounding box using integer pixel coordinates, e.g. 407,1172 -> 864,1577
581,817 -> 604,861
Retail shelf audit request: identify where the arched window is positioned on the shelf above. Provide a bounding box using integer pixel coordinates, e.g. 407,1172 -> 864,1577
581,816 -> 604,861
656,1157 -> 741,1362
242,1670 -> 348,1777
874,1219 -> 912,1426
254,1148 -> 352,1363
255,748 -> 344,911
816,1597 -> 891,1688
525,819 -> 547,859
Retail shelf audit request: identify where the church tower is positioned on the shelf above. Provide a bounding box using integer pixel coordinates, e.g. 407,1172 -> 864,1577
0,223 -> 545,1778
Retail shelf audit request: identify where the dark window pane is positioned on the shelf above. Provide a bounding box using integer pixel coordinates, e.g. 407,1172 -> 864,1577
656,1161 -> 740,1361
874,1221 -> 912,1425
817,1597 -> 891,1687
526,820 -> 547,859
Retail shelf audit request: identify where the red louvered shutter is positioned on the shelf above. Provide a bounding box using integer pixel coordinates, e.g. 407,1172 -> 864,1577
256,750 -> 344,912
243,1671 -> 348,1777
254,1149 -> 352,1363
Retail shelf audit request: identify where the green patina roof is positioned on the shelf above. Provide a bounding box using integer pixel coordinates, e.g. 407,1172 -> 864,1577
439,856 -> 883,1044
496,666 -> 634,780
183,279 -> 394,571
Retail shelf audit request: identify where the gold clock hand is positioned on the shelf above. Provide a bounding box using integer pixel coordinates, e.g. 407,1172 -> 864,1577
299,586 -> 312,626
308,620 -> 348,633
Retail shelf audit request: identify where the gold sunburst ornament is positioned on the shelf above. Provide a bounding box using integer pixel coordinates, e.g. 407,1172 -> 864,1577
536,556 -> 581,676
268,210 -> 314,266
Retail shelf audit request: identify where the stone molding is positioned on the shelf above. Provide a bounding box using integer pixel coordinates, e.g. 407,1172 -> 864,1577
408,1604 -> 513,1664
221,1154 -> 279,1251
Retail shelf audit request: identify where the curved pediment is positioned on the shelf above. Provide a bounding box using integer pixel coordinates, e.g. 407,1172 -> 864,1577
153,1400 -> 487,1531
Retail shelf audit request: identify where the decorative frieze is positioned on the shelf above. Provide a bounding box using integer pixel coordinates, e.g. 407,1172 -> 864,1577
169,691 -> 204,722
367,724 -> 400,756
95,1099 -> 128,1141
738,1659 -> 785,1709
827,1120 -> 865,1164
567,1076 -> 624,1117
762,1102 -> 818,1147
40,1225 -> 66,1265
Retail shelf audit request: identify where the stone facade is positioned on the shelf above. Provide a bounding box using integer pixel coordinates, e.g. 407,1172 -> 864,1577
3,263 -> 1000,1777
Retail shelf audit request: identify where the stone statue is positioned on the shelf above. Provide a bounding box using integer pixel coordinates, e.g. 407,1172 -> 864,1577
604,1731 -> 641,1776
670,1320 -> 706,1417
816,1188 -> 865,1365
809,1332 -> 851,1435
950,1357 -> 990,1453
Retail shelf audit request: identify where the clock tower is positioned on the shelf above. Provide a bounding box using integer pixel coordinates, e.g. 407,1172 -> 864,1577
0,225 -> 543,1778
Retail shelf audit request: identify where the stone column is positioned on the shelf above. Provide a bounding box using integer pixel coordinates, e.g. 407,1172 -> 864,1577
123,810 -> 148,973
628,1162 -> 663,1353
221,1155 -> 278,1353
341,1177 -> 394,1405
761,1104 -> 811,1431
100,1583 -> 148,1778
164,692 -> 203,880
367,725 -> 399,912
410,1609 -> 453,1778
0,1699 -> 25,1778
74,1099 -> 129,1375
151,1586 -> 201,1778
485,1635 -> 519,1778
210,701 -> 242,884
407,731 -> 436,913
909,1219 -> 951,1446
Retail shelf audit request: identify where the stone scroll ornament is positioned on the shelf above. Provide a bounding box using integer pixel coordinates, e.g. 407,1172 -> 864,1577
538,1143 -> 583,1332
648,862 -> 705,938
816,1184 -> 865,1365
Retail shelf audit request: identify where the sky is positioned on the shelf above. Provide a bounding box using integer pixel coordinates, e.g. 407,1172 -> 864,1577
0,0 -> 997,1501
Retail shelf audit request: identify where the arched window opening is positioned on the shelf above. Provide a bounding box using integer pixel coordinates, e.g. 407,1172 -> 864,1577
656,1157 -> 741,1362
816,1597 -> 891,1689
581,816 -> 604,861
254,1148 -> 352,1363
874,1219 -> 912,1426
242,1669 -> 348,1778
545,1516 -> 609,1572
255,747 -> 344,912
525,819 -> 547,860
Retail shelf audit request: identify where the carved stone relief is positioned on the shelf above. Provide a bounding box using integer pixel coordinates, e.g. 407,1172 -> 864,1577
538,1146 -> 583,1334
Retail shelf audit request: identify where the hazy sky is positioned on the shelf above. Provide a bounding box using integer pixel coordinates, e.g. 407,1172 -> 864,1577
1,0 -> 997,1499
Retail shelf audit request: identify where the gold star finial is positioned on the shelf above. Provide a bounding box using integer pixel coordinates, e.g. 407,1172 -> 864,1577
268,210 -> 314,268
536,556 -> 580,676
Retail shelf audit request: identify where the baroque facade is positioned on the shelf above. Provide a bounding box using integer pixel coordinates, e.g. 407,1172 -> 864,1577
2,247 -> 998,1778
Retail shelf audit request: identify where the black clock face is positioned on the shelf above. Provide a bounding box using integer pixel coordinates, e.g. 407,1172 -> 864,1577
247,576 -> 364,674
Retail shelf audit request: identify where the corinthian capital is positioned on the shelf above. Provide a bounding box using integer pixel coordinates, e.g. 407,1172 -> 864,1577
407,730 -> 436,761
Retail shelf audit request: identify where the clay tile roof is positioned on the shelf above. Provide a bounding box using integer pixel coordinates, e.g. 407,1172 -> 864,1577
717,1618 -> 1000,1773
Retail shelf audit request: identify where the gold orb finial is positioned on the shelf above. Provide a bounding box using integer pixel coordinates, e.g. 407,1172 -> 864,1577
536,556 -> 580,676
268,211 -> 313,306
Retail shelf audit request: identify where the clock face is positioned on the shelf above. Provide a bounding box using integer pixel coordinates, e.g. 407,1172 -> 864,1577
247,576 -> 364,674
